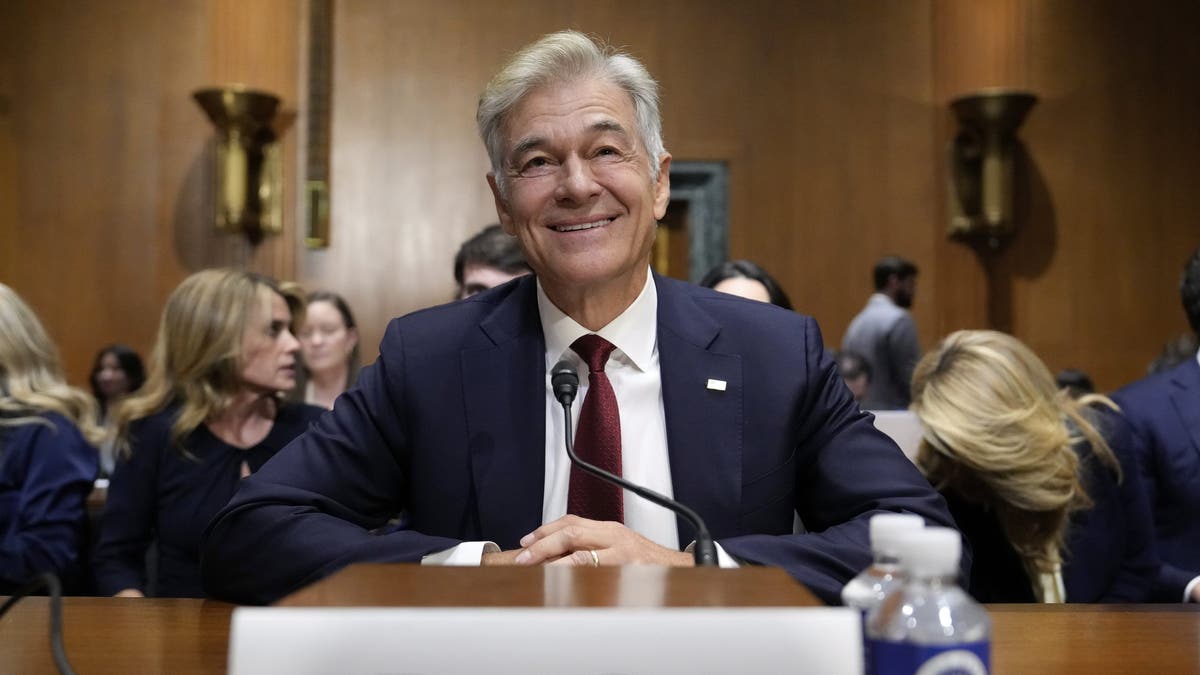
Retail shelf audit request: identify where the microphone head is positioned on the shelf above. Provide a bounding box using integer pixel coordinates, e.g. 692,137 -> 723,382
551,359 -> 579,405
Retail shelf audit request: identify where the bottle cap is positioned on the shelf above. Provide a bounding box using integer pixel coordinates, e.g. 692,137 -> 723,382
869,513 -> 925,558
897,527 -> 962,577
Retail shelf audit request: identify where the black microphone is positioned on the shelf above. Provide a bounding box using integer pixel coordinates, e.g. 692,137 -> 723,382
551,358 -> 718,566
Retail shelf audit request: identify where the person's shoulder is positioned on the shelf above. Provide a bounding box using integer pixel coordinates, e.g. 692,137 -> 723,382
1112,361 -> 1191,408
382,276 -> 535,352
665,276 -> 811,325
2,410 -> 85,446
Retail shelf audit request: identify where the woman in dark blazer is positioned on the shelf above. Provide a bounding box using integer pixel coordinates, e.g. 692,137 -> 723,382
93,269 -> 323,598
910,330 -> 1158,603
0,283 -> 102,593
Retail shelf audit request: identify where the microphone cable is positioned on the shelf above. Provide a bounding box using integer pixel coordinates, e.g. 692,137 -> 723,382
0,572 -> 77,675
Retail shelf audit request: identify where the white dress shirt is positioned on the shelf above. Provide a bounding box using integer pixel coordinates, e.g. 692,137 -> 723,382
424,272 -> 735,566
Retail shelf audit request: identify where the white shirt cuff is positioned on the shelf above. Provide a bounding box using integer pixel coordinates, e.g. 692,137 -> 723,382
1183,575 -> 1200,603
420,541 -> 501,566
684,541 -> 741,568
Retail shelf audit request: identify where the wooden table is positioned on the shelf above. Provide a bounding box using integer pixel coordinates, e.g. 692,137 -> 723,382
3,566 -> 1198,673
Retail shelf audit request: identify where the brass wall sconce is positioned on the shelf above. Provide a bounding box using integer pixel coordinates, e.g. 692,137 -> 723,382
948,89 -> 1038,247
193,86 -> 284,245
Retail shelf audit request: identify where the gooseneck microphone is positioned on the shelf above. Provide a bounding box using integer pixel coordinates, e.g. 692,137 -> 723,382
551,359 -> 719,566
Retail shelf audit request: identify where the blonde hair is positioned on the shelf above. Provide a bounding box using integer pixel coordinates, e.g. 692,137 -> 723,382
910,330 -> 1121,600
0,283 -> 103,446
113,269 -> 302,457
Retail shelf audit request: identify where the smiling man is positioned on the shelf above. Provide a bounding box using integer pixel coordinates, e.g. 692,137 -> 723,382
202,31 -> 960,605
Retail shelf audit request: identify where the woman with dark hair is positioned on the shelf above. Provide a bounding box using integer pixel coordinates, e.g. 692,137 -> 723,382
90,344 -> 146,418
297,290 -> 360,409
90,344 -> 146,475
93,269 -> 324,597
0,283 -> 103,593
699,260 -> 793,310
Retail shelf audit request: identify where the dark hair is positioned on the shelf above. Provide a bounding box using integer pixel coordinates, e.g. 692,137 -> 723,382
873,256 -> 919,291
1054,368 -> 1094,398
89,344 -> 146,414
834,349 -> 872,382
1182,248 -> 1200,336
1148,333 -> 1199,375
304,290 -> 361,388
698,260 -> 793,310
454,224 -> 531,288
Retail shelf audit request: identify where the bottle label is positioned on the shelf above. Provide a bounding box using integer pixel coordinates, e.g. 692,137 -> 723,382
868,639 -> 990,675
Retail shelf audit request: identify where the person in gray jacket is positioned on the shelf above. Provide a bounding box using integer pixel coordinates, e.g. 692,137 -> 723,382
842,256 -> 920,409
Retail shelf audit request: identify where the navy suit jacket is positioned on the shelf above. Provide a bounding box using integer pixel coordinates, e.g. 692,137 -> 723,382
1113,357 -> 1200,600
202,275 -> 959,605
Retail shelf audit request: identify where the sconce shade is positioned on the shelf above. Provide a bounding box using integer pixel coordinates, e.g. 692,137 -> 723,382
950,89 -> 1037,135
192,86 -> 285,244
948,88 -> 1038,245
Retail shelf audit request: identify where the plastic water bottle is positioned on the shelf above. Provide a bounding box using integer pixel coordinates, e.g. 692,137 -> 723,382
866,527 -> 991,675
841,512 -> 925,611
843,513 -> 924,674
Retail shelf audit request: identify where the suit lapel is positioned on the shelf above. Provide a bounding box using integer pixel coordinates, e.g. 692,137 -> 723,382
1169,358 -> 1200,458
656,275 -> 742,543
462,279 -> 546,549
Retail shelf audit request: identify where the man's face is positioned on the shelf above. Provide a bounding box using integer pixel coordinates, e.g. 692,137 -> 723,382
487,78 -> 671,295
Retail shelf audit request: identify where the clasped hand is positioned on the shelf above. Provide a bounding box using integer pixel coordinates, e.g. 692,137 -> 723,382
481,515 -> 693,567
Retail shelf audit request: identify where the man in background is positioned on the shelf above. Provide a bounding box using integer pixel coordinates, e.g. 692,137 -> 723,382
1113,247 -> 1200,602
453,224 -> 532,299
842,256 -> 920,409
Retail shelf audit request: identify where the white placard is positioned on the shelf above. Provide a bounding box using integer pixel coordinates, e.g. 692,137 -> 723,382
228,607 -> 862,675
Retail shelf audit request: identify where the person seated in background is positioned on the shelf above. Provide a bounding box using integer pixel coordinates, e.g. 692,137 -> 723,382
297,291 -> 360,410
453,223 -> 532,299
1055,368 -> 1095,400
1114,247 -> 1200,602
0,283 -> 102,593
833,349 -> 871,405
89,344 -> 146,475
92,270 -> 324,598
911,330 -> 1157,603
201,30 -> 960,606
698,259 -> 793,310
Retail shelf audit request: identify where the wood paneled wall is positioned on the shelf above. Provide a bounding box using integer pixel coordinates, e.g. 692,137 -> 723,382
2,0 -> 1197,391
0,0 -> 300,383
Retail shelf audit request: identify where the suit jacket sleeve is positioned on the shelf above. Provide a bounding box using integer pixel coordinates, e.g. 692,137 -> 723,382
0,416 -> 97,589
1119,406 -> 1197,601
1092,409 -> 1159,602
716,319 -> 965,604
201,321 -> 461,604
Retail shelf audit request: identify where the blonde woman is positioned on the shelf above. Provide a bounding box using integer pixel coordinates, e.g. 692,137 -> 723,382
93,270 -> 323,598
911,330 -> 1157,602
0,283 -> 102,593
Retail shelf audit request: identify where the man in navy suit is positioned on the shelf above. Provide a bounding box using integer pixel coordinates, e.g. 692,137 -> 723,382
1113,247 -> 1200,602
202,30 -> 958,605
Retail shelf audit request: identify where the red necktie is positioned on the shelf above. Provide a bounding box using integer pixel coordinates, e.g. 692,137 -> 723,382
566,334 -> 624,523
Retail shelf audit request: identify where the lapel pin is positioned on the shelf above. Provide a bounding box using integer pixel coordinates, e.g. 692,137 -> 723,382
706,378 -> 727,392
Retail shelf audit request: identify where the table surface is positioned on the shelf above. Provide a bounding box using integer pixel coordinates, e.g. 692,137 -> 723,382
3,565 -> 1198,674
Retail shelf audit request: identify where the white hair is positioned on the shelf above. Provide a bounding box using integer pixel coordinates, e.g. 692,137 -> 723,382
477,30 -> 665,195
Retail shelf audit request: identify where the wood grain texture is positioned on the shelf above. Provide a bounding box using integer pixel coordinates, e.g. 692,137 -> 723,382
2,592 -> 1200,674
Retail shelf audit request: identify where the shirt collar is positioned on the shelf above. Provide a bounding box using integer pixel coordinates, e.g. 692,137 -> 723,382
536,271 -> 658,372
1196,347 -> 1200,369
